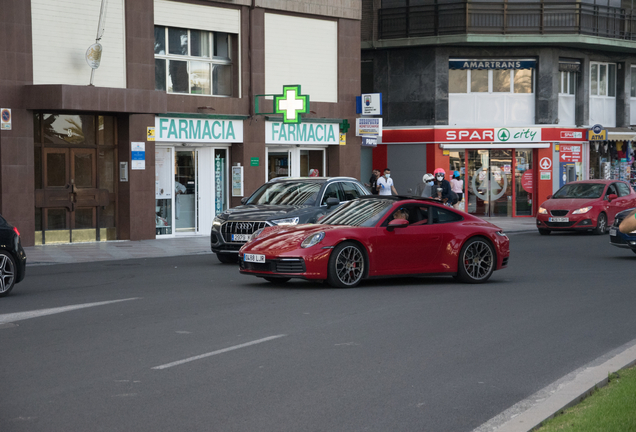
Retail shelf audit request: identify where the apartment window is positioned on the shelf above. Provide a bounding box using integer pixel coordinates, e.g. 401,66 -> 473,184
559,71 -> 576,95
155,26 -> 232,96
449,69 -> 534,93
590,62 -> 616,97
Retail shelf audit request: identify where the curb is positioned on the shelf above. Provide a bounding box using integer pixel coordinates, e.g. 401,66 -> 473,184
484,343 -> 636,432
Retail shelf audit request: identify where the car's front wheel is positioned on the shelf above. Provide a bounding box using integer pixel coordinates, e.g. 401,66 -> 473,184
593,213 -> 607,235
0,251 -> 17,297
457,237 -> 495,284
216,253 -> 238,264
327,242 -> 365,288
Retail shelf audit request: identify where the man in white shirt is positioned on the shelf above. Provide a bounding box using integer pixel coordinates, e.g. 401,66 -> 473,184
377,168 -> 398,196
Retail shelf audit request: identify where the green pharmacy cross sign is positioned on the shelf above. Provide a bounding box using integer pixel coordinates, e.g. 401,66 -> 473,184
275,85 -> 309,123
255,85 -> 310,124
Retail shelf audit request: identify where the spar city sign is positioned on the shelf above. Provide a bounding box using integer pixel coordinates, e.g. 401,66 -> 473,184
155,117 -> 243,143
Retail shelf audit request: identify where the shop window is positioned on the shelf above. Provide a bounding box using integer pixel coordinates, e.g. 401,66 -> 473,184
450,69 -> 534,94
154,26 -> 233,96
631,67 -> 636,98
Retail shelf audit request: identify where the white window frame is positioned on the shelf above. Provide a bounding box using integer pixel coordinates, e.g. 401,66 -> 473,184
589,61 -> 616,98
559,71 -> 577,95
154,26 -> 233,97
449,69 -> 534,94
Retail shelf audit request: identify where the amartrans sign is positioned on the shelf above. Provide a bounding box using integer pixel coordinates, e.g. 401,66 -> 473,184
155,117 -> 243,143
266,121 -> 339,145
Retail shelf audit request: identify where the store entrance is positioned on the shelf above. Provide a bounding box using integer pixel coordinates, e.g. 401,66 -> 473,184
464,149 -> 533,217
266,147 -> 326,180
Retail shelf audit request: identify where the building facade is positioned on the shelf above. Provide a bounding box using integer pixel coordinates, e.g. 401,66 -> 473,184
0,0 -> 361,247
362,0 -> 636,217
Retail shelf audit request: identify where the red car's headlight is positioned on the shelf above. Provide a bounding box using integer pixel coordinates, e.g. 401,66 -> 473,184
301,232 -> 325,248
572,206 -> 593,215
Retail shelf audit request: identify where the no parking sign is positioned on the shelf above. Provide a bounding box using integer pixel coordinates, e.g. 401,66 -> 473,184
1,109 -> 11,131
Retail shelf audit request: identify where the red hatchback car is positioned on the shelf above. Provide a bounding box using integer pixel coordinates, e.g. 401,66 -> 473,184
238,196 -> 510,287
536,180 -> 636,235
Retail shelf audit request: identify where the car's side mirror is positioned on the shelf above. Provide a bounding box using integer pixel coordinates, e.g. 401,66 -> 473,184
608,194 -> 618,201
387,219 -> 409,231
326,197 -> 340,209
240,197 -> 248,205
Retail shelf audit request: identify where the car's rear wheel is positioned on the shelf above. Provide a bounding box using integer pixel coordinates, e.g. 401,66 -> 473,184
593,213 -> 607,235
327,242 -> 365,288
457,237 -> 495,284
216,253 -> 238,264
0,251 -> 17,297
263,277 -> 291,283
538,228 -> 551,235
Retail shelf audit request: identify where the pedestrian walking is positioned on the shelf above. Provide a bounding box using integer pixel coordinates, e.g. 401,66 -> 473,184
365,169 -> 381,194
377,168 -> 398,196
450,170 -> 464,210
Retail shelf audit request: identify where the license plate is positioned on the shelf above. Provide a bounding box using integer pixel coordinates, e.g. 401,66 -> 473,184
232,234 -> 251,242
610,227 -> 617,236
549,217 -> 569,222
244,253 -> 265,263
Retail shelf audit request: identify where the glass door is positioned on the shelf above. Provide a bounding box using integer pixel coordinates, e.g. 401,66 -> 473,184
300,149 -> 325,177
514,149 -> 533,216
267,149 -> 292,180
467,149 -> 513,217
175,150 -> 197,233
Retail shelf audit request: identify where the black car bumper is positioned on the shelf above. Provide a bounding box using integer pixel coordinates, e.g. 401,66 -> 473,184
609,226 -> 636,250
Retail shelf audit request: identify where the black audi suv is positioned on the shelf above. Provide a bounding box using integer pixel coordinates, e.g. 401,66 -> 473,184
210,177 -> 369,263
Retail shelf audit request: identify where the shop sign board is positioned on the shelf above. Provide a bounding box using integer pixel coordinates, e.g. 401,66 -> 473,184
266,121 -> 339,145
381,127 -> 587,144
559,144 -> 582,163
356,93 -> 382,115
449,59 -> 537,70
356,118 -> 383,136
250,157 -> 259,166
215,155 -> 224,213
588,125 -> 607,141
361,136 -> 377,147
131,142 -> 145,170
155,117 -> 243,143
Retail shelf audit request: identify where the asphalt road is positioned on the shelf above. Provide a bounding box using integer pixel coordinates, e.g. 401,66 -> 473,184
1,231 -> 636,432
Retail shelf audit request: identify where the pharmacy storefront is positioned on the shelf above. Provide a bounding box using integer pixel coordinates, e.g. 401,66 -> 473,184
154,115 -> 243,237
265,120 -> 341,180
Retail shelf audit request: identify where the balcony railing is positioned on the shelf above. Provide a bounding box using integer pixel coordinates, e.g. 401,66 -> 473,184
378,2 -> 636,40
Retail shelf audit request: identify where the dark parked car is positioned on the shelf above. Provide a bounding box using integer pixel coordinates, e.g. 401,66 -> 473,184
609,207 -> 636,254
211,177 -> 369,263
0,214 -> 27,297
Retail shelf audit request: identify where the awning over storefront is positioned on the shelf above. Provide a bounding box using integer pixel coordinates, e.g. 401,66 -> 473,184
606,128 -> 636,141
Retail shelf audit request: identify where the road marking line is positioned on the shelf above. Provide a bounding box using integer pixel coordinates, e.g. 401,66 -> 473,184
152,334 -> 287,370
0,298 -> 141,324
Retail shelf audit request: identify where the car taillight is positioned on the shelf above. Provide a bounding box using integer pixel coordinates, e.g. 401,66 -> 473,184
13,226 -> 20,237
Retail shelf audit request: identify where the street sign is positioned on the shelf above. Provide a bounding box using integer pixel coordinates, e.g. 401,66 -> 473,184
131,142 -> 146,170
1,108 -> 11,130
147,127 -> 155,141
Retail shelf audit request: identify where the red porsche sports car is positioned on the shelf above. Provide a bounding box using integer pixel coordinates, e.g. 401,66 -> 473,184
238,196 -> 510,287
535,180 -> 636,235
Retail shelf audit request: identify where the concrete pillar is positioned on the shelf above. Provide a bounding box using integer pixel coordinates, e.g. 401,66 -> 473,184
616,61 -> 631,128
536,48 -> 559,124
576,57 -> 590,127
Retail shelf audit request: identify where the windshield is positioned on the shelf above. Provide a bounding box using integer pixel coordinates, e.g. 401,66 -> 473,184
246,181 -> 322,206
321,199 -> 394,227
552,183 -> 605,199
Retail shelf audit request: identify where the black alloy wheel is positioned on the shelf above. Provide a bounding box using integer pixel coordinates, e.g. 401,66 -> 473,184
327,242 -> 365,288
0,250 -> 16,297
593,213 -> 607,235
457,237 -> 495,284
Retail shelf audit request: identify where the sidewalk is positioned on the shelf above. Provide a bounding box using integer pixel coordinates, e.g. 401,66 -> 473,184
23,217 -> 536,267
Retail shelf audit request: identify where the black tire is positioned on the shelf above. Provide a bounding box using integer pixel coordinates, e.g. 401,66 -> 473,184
0,250 -> 17,297
456,237 -> 495,284
216,253 -> 238,264
538,228 -> 551,235
326,242 -> 365,288
593,213 -> 608,235
263,277 -> 291,283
